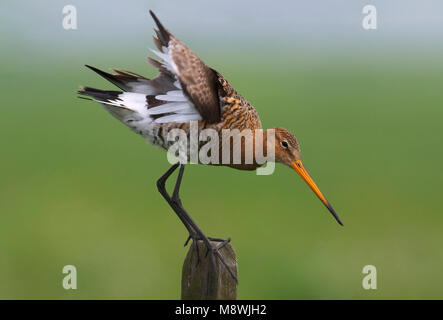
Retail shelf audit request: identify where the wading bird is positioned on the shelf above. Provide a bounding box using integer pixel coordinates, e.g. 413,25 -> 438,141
78,11 -> 343,281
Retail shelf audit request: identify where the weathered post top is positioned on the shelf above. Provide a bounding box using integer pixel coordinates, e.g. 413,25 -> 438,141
181,240 -> 238,300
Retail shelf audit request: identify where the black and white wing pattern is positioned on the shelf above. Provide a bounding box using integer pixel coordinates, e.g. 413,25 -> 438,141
78,10 -> 222,130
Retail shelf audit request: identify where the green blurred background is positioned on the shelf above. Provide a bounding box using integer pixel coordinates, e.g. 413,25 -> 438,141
1,0 -> 442,299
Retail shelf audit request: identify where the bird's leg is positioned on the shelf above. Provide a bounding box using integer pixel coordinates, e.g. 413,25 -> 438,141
171,166 -> 237,281
156,163 -> 237,282
171,164 -> 231,250
156,162 -> 195,236
156,163 -> 201,262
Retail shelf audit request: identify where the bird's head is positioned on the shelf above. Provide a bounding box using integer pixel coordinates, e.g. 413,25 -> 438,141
273,127 -> 343,226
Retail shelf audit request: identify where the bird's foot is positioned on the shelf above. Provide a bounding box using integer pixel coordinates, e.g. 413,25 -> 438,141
184,234 -> 229,264
184,234 -> 237,282
184,234 -> 230,248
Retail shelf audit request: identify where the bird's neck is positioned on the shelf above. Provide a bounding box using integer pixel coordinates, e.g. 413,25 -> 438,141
224,128 -> 273,171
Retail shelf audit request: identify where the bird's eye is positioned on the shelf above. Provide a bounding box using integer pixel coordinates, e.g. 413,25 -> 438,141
281,141 -> 289,148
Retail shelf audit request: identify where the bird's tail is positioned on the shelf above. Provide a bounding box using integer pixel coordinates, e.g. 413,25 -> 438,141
77,86 -> 152,131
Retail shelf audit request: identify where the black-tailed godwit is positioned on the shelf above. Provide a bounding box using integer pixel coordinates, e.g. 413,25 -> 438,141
78,10 -> 343,281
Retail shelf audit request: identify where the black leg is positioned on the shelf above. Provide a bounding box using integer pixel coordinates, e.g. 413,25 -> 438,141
156,162 -> 195,236
169,164 -> 231,249
156,163 -> 237,282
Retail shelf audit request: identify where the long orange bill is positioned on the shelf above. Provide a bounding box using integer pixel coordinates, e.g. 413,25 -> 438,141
292,160 -> 343,226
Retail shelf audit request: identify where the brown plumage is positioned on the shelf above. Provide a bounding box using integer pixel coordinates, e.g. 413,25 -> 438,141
77,10 -> 343,282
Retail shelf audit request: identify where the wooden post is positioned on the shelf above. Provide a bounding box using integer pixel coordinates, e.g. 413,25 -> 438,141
181,240 -> 238,300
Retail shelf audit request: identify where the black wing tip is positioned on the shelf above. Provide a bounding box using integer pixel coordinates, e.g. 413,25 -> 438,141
85,64 -> 102,72
77,86 -> 122,101
77,95 -> 92,101
83,64 -> 131,91
149,9 -> 170,44
85,64 -> 96,71
84,64 -> 111,77
149,10 -> 160,25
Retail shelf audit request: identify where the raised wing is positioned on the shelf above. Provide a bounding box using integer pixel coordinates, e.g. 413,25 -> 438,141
149,10 -> 221,123
78,11 -> 223,126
